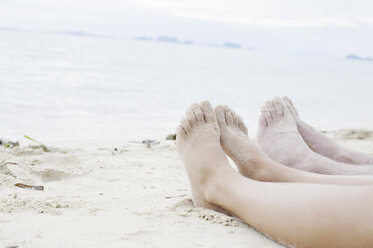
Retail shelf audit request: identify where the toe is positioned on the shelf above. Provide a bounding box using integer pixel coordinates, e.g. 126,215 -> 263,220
256,114 -> 268,141
224,106 -> 234,126
200,101 -> 216,123
261,105 -> 272,125
282,96 -> 291,104
258,114 -> 267,127
215,105 -> 227,129
281,100 -> 293,117
282,96 -> 292,112
283,97 -> 297,117
185,108 -> 196,126
191,103 -> 205,122
176,125 -> 187,138
238,116 -> 248,134
272,97 -> 284,116
229,108 -> 239,126
283,96 -> 299,117
265,101 -> 276,119
180,117 -> 192,134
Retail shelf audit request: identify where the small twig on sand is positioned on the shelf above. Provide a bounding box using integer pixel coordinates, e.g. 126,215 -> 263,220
14,183 -> 44,191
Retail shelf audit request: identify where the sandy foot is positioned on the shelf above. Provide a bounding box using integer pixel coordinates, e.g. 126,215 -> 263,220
257,97 -> 315,171
215,105 -> 270,180
176,101 -> 230,213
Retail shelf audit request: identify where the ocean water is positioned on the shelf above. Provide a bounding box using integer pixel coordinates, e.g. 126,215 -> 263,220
1,30 -> 373,142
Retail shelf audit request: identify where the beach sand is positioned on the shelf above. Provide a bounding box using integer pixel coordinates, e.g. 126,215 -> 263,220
1,130 -> 373,248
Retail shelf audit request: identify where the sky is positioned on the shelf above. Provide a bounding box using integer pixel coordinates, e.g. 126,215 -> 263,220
1,0 -> 373,56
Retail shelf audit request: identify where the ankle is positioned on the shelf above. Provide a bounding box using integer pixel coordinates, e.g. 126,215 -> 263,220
235,147 -> 270,179
250,157 -> 275,181
203,165 -> 235,205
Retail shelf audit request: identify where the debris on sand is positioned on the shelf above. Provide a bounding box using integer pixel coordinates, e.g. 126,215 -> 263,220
24,135 -> 52,152
142,140 -> 160,148
14,183 -> 44,191
0,139 -> 19,148
166,134 -> 176,140
98,147 -> 129,155
142,140 -> 159,146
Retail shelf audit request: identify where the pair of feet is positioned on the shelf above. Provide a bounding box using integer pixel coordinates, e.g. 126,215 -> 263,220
176,98 -> 373,209
176,101 -> 277,210
259,97 -> 373,174
257,97 -> 318,173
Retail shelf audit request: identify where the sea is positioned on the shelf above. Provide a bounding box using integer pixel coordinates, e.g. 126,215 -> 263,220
1,30 -> 373,143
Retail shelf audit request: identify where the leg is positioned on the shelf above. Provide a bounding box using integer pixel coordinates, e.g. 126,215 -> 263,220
209,172 -> 373,248
283,96 -> 373,165
257,97 -> 373,175
216,105 -> 373,186
177,102 -> 373,248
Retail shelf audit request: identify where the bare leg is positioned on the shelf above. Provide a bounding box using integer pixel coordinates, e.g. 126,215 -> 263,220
257,97 -> 373,175
177,102 -> 373,248
209,174 -> 373,248
283,96 -> 373,165
215,105 -> 373,186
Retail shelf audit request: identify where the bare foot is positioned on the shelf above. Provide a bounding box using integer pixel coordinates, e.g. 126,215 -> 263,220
176,101 -> 232,213
257,97 -> 331,173
257,97 -> 373,175
257,97 -> 313,169
215,105 -> 270,180
282,96 -> 373,165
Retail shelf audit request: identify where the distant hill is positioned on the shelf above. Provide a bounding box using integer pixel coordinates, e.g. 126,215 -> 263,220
136,35 -> 195,45
224,42 -> 241,49
157,36 -> 179,43
135,36 -> 152,41
346,54 -> 373,62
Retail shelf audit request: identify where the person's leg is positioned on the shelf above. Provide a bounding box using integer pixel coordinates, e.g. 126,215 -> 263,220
177,102 -> 373,248
283,96 -> 373,165
215,105 -> 373,186
257,97 -> 373,175
208,174 -> 373,248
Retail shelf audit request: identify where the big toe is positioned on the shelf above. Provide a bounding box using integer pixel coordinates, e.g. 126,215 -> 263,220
282,96 -> 299,118
191,103 -> 205,123
200,101 -> 216,123
271,97 -> 285,119
260,105 -> 273,126
215,105 -> 228,129
256,114 -> 268,140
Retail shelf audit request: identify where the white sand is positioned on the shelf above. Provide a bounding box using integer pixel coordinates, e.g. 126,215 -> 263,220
1,131 -> 372,248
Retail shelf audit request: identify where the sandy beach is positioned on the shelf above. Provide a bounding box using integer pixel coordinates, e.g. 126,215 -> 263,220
2,1 -> 373,246
1,129 -> 372,248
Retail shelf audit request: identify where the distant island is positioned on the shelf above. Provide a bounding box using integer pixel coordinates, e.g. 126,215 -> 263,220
0,27 -> 114,39
157,36 -> 179,43
183,40 -> 194,45
134,35 -> 195,46
345,54 -> 373,62
224,42 -> 241,49
133,35 -> 251,50
135,36 -> 152,41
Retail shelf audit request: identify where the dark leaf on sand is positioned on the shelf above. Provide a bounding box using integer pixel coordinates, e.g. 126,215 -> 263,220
14,183 -> 44,191
166,134 -> 176,140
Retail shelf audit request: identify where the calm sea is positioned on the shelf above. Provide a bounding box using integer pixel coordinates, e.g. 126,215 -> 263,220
1,30 -> 373,142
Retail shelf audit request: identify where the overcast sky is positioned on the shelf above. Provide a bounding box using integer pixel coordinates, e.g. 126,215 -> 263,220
1,0 -> 372,56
